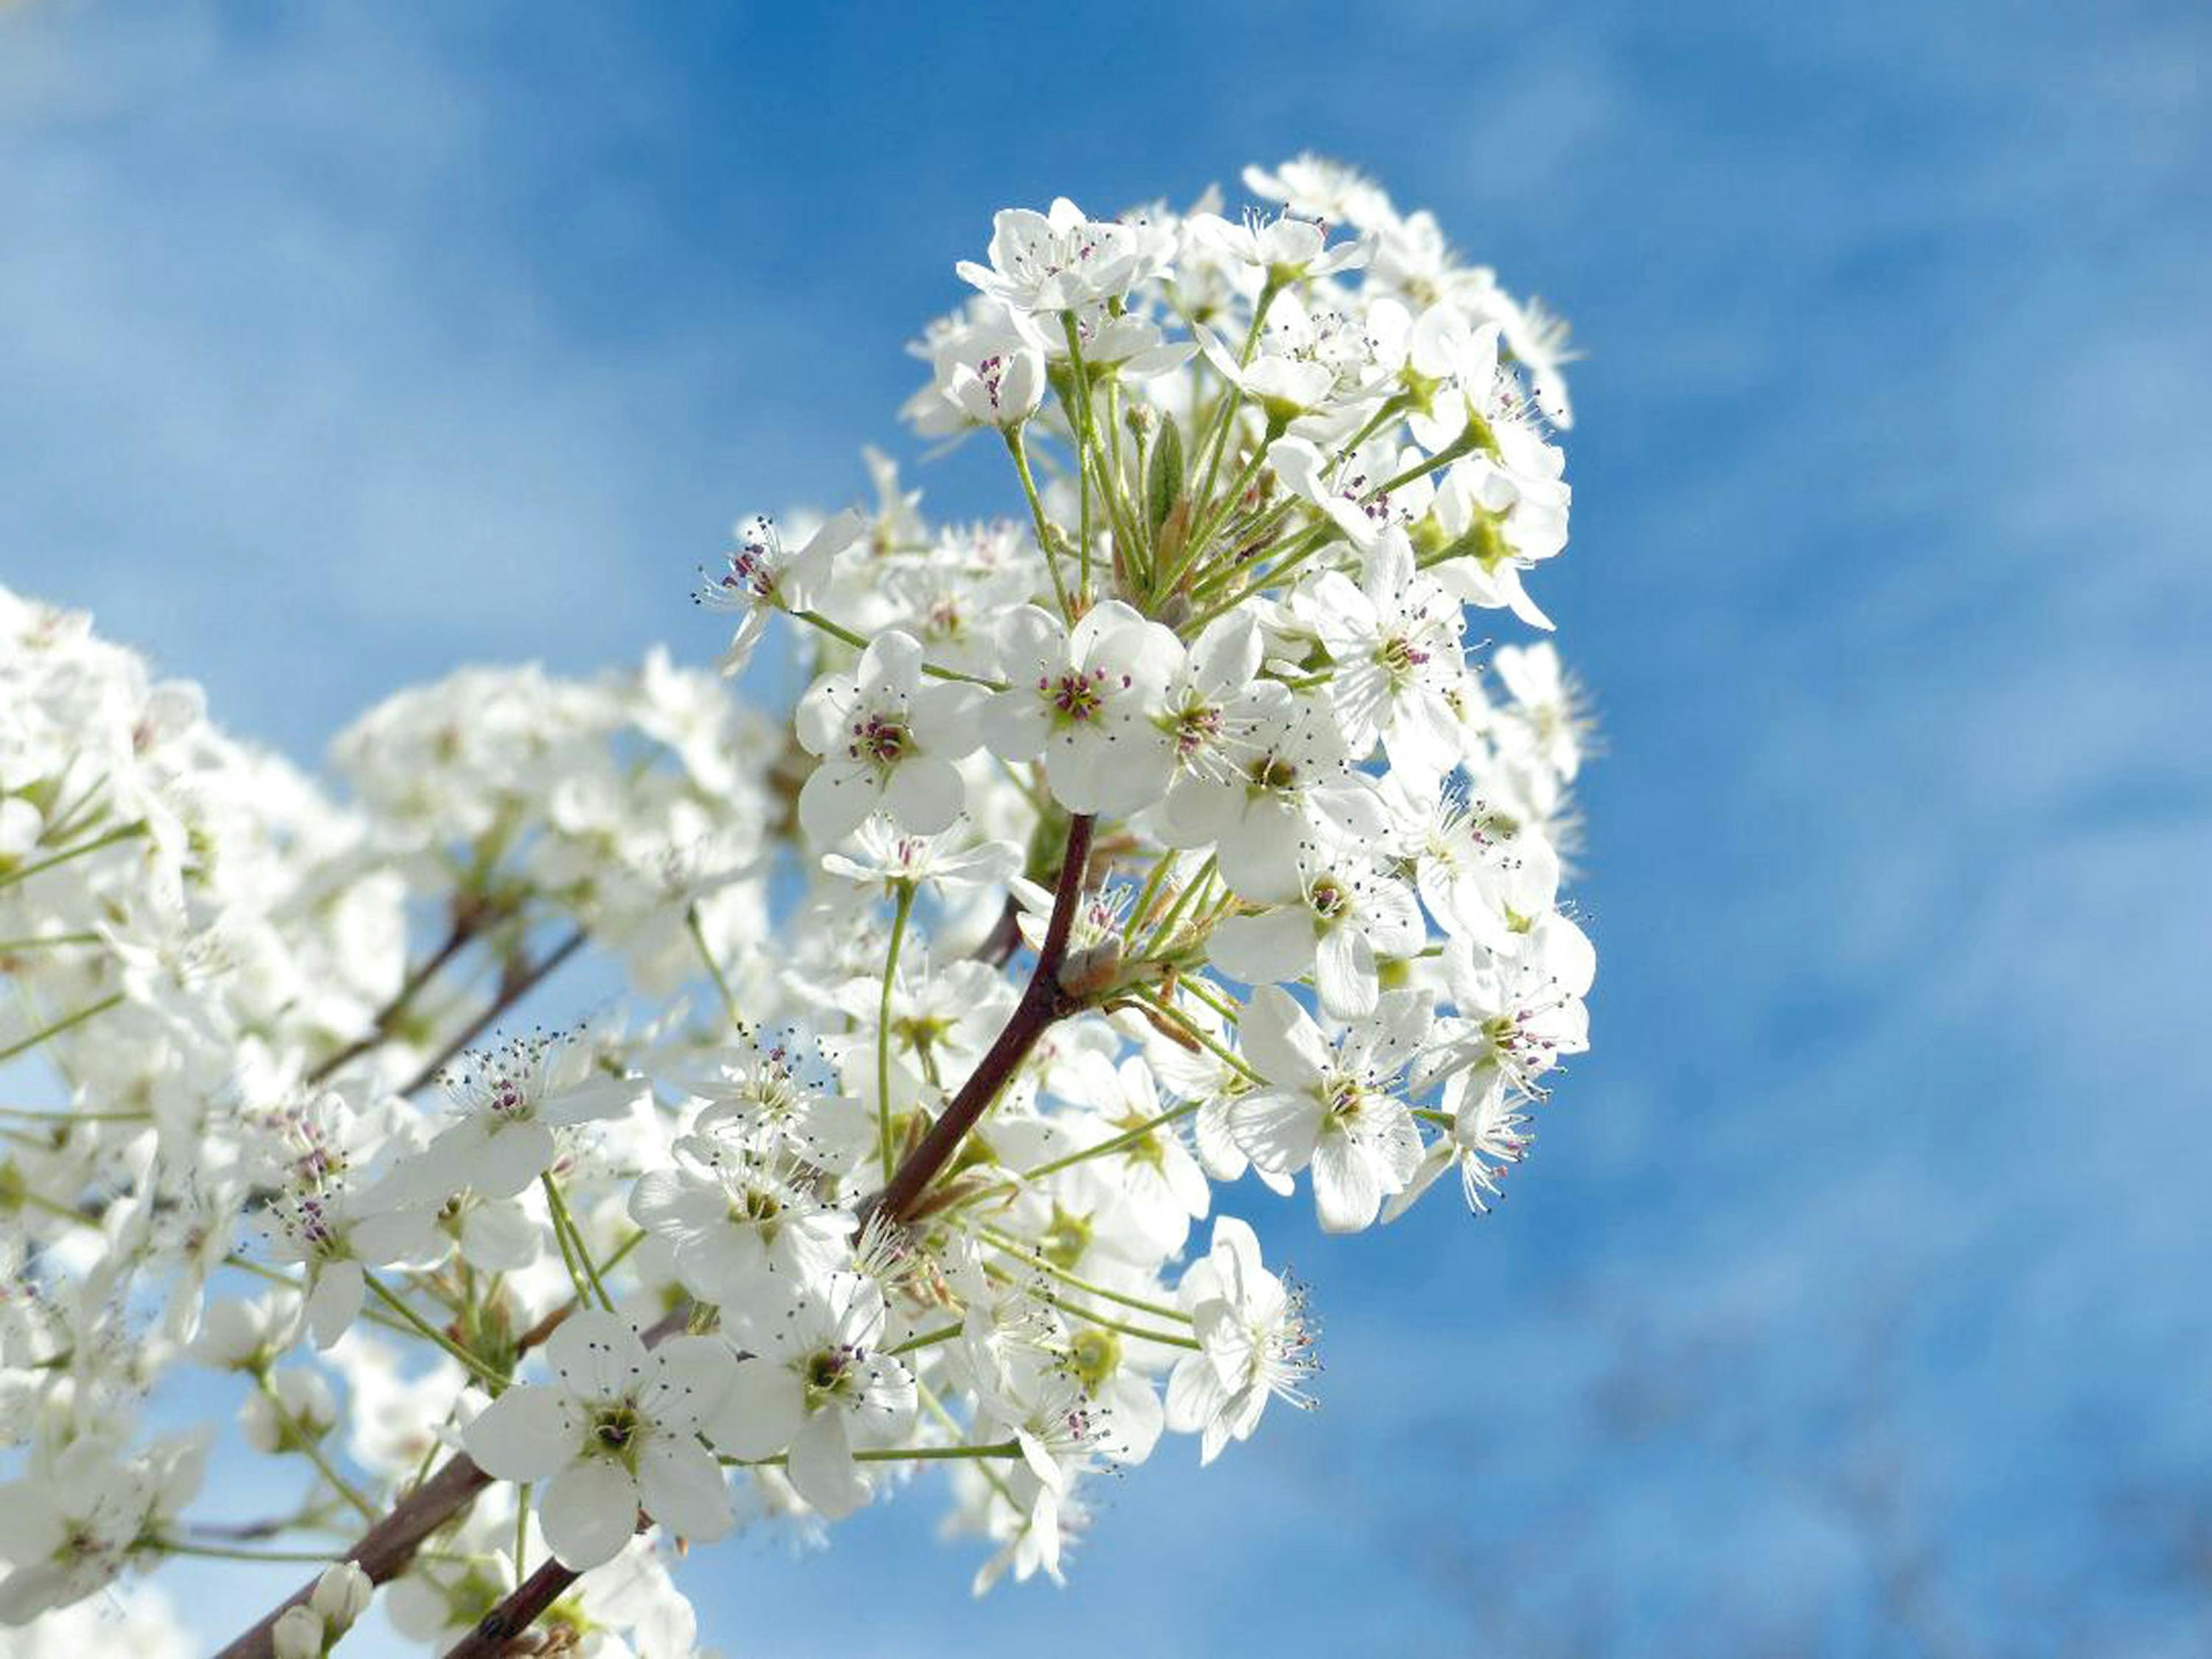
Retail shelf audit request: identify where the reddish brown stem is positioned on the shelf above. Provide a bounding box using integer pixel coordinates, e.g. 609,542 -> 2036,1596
444,1554 -> 585,1658
869,813 -> 1093,1225
215,1454 -> 490,1659
307,912 -> 483,1084
398,925 -> 587,1096
223,821 -> 1094,1658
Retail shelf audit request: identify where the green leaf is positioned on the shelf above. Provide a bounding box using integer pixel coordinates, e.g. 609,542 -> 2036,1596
1144,414 -> 1184,538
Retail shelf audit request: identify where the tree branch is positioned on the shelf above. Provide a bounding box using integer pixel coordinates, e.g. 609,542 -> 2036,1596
869,812 -> 1094,1225
223,819 -> 1093,1658
398,925 -> 587,1096
443,1554 -> 588,1659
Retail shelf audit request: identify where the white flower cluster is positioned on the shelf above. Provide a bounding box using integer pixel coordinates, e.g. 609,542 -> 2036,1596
0,154 -> 1593,1652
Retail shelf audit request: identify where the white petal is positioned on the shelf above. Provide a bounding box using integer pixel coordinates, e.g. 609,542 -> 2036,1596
1209,908 -> 1316,987
463,1384 -> 573,1481
882,755 -> 964,835
799,759 -> 877,846
1238,986 -> 1327,1089
785,1412 -> 871,1519
978,693 -> 1049,764
637,1438 -> 733,1543
541,1073 -> 644,1127
704,1357 -> 806,1461
641,1335 -> 735,1433
540,1458 -> 640,1571
305,1260 -> 364,1350
546,1310 -> 650,1405
1226,1089 -> 1321,1176
469,1121 -> 557,1200
1313,926 -> 1377,1020
1310,1133 -> 1384,1233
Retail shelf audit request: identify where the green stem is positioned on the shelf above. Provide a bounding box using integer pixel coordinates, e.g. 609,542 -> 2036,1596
0,992 -> 124,1064
877,883 -> 917,1186
1194,278 -> 1281,508
723,1439 -> 1023,1469
1169,442 -> 1270,598
1128,986 -> 1262,1083
149,1537 -> 351,1565
886,1323 -> 964,1357
1006,426 -> 1074,617
788,609 -> 1006,688
1018,1101 -> 1199,1182
257,1374 -> 378,1523
540,1174 -> 613,1312
0,1103 -> 149,1123
990,1267 -> 1200,1350
1138,855 -> 1215,958
365,1276 -> 508,1388
686,904 -> 746,1034
0,931 -> 102,953
975,1226 -> 1194,1325
0,820 -> 146,894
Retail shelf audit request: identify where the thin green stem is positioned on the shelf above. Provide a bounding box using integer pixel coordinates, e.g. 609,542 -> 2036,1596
0,1103 -> 150,1124
877,882 -> 917,1186
1018,1100 -> 1198,1182
1060,314 -> 1098,602
365,1276 -> 508,1388
1194,278 -> 1281,508
987,1266 -> 1200,1350
723,1439 -> 1023,1469
975,1225 -> 1194,1325
0,992 -> 124,1064
1128,986 -> 1262,1083
1138,855 -> 1215,958
540,1174 -> 613,1312
150,1537 -> 351,1565
257,1374 -> 378,1523
686,904 -> 745,1034
0,931 -> 102,954
1169,442 -> 1270,597
886,1323 -> 964,1357
514,1483 -> 530,1590
0,820 -> 146,894
1006,426 -> 1074,617
789,609 -> 1006,688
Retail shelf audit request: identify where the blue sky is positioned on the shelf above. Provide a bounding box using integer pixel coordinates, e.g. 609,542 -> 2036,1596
4,1 -> 2210,1652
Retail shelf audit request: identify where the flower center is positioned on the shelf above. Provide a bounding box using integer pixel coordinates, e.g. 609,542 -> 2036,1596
593,1405 -> 639,1451
1377,635 -> 1426,678
1045,669 -> 1107,723
849,714 -> 910,770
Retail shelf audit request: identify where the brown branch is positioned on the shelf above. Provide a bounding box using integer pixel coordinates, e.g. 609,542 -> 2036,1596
970,894 -> 1023,967
225,820 -> 1095,1658
398,926 -> 588,1096
870,812 -> 1094,1226
444,1554 -> 588,1658
307,910 -> 486,1084
217,1301 -> 692,1659
215,1453 -> 490,1659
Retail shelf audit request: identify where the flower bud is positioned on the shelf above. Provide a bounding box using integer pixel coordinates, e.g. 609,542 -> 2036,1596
942,339 -> 1045,430
272,1605 -> 325,1659
188,1296 -> 280,1371
241,1368 -> 338,1454
310,1560 -> 373,1630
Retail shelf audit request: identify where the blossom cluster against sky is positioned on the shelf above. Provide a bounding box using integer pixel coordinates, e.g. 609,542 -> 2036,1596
4,0 -> 2209,1651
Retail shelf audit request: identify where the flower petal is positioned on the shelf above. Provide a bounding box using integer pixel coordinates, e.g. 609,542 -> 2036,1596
463,1384 -> 573,1482
540,1458 -> 639,1571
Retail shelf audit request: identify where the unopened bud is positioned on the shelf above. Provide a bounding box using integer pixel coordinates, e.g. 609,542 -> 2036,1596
310,1559 -> 373,1630
272,1605 -> 324,1659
